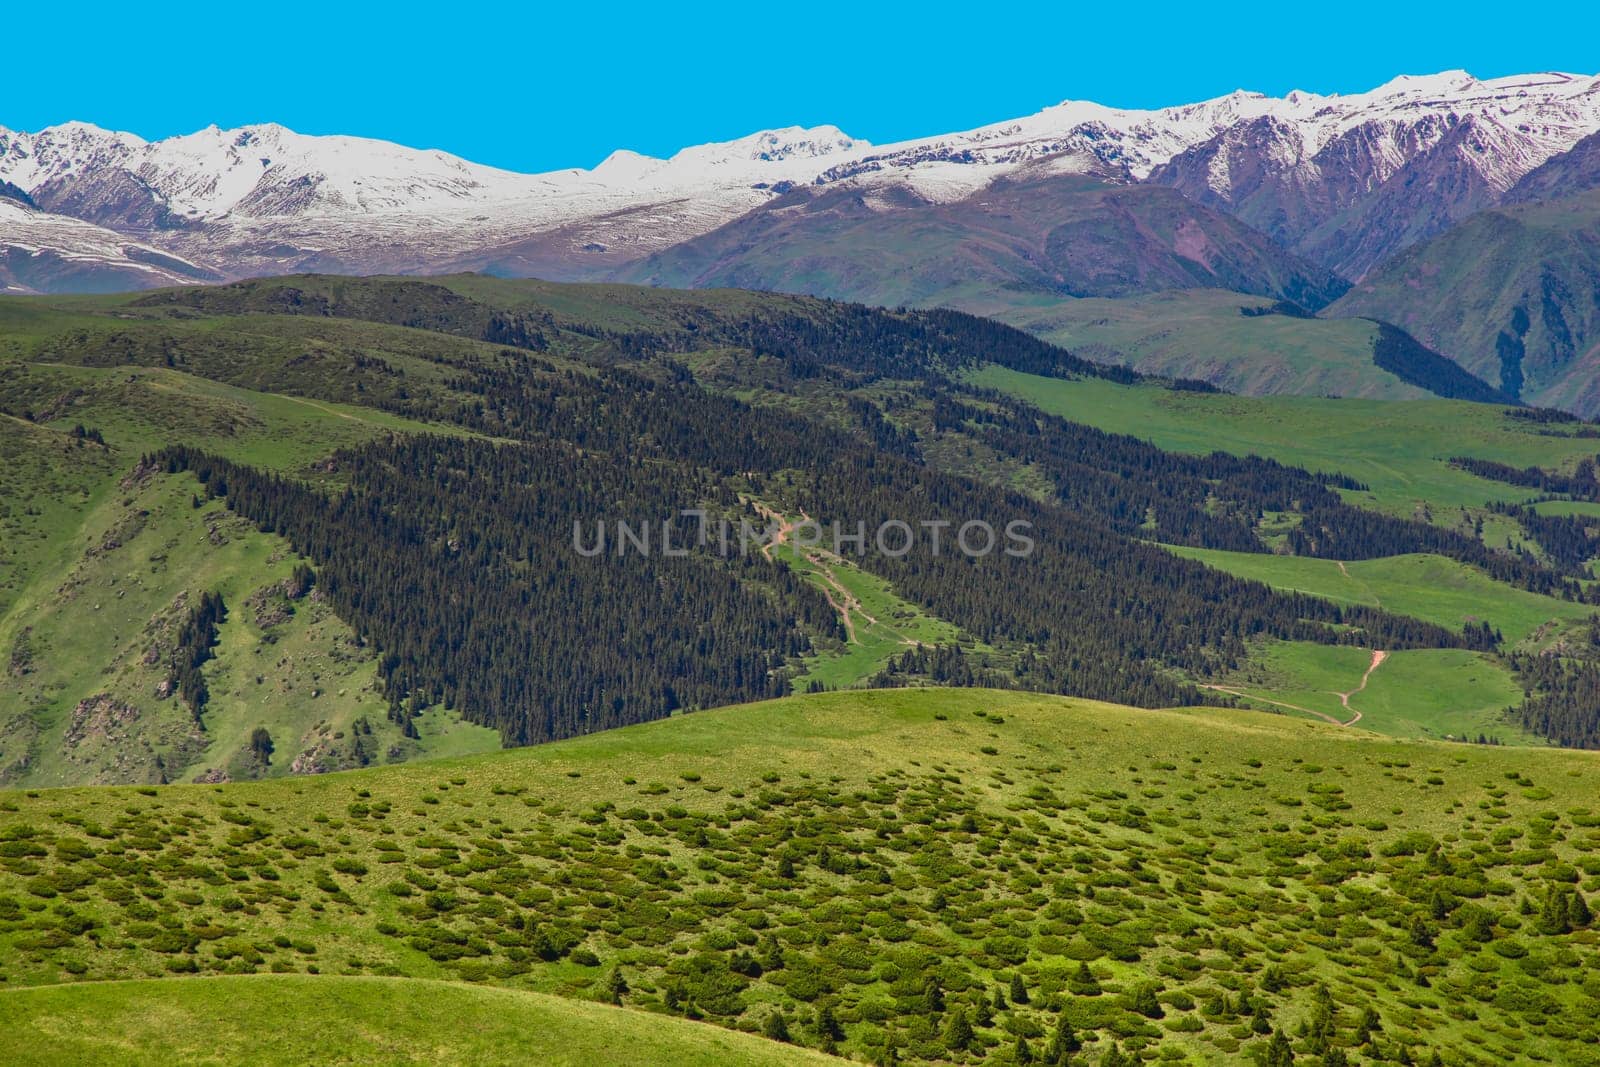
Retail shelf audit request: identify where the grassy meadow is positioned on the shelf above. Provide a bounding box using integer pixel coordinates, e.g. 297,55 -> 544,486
1165,548 -> 1591,647
2,690 -> 1600,1063
968,365 -> 1600,518
0,975 -> 841,1066
967,289 -> 1422,402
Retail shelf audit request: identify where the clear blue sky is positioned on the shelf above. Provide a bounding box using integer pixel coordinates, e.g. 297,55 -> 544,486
11,2 -> 1600,172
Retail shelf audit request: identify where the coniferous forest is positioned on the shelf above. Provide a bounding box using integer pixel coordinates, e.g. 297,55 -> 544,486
106,277 -> 1563,749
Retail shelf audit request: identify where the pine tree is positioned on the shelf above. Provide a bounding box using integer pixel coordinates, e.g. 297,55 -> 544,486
1539,886 -> 1571,935
1044,1014 -> 1081,1063
249,726 -> 273,765
761,935 -> 785,972
941,1009 -> 974,1052
815,1004 -> 843,1054
1265,1029 -> 1295,1067
604,965 -> 628,1005
1010,972 -> 1030,1005
1129,983 -> 1163,1019
1571,890 -> 1594,928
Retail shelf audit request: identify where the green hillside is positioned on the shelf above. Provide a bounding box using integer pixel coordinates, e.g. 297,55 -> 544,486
0,330 -> 499,787
968,290 -> 1419,400
10,276 -> 1600,1063
968,365 -> 1600,518
0,974 -> 843,1066
1207,643 -> 1534,744
3,689 -> 1600,1064
1163,548 -> 1591,646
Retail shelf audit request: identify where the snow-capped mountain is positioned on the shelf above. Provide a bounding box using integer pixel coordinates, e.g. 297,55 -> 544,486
0,197 -> 219,294
0,120 -> 869,285
1149,71 -> 1600,277
3,69 -> 1599,292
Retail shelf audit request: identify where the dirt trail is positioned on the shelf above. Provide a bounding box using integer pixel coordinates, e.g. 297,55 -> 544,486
1334,559 -> 1380,607
812,564 -> 860,643
1205,648 -> 1386,729
753,504 -> 804,561
1332,649 -> 1388,726
753,504 -> 918,649
1200,685 -> 1349,727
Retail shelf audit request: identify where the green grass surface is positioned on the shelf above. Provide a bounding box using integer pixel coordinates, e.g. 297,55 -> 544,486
0,329 -> 496,787
968,365 -> 1598,517
0,975 -> 841,1066
0,360 -> 451,612
1216,643 -> 1533,743
1533,500 -> 1600,519
4,689 -> 1600,1063
1166,547 -> 1591,645
0,417 -> 117,619
0,466 -> 499,787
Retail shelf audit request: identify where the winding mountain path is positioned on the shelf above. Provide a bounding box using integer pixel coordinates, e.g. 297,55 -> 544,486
1200,685 -> 1350,726
1332,649 -> 1388,726
1205,648 -> 1386,728
753,503 -> 921,650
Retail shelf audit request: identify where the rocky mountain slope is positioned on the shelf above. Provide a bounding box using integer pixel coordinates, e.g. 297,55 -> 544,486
617,169 -> 1349,310
1148,71 -> 1600,278
1504,127 -> 1600,204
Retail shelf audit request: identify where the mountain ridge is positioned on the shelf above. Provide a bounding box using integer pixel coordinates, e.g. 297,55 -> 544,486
5,69 -> 1599,292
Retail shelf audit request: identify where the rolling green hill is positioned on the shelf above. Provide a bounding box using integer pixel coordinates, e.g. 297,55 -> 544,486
0,328 -> 500,787
967,365 -> 1600,518
12,276 -> 1600,1063
0,975 -> 843,1066
971,290 -> 1412,399
3,688 -> 1600,1064
1162,549 -> 1590,647
963,289 -> 1506,404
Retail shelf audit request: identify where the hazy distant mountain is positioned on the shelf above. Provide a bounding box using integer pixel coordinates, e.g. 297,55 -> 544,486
0,198 -> 220,294
1333,187 -> 1600,413
616,169 -> 1349,311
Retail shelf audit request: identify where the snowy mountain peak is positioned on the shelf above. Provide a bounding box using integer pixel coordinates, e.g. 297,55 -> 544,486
6,70 -> 1600,291
1367,70 -> 1479,98
668,124 -> 863,167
